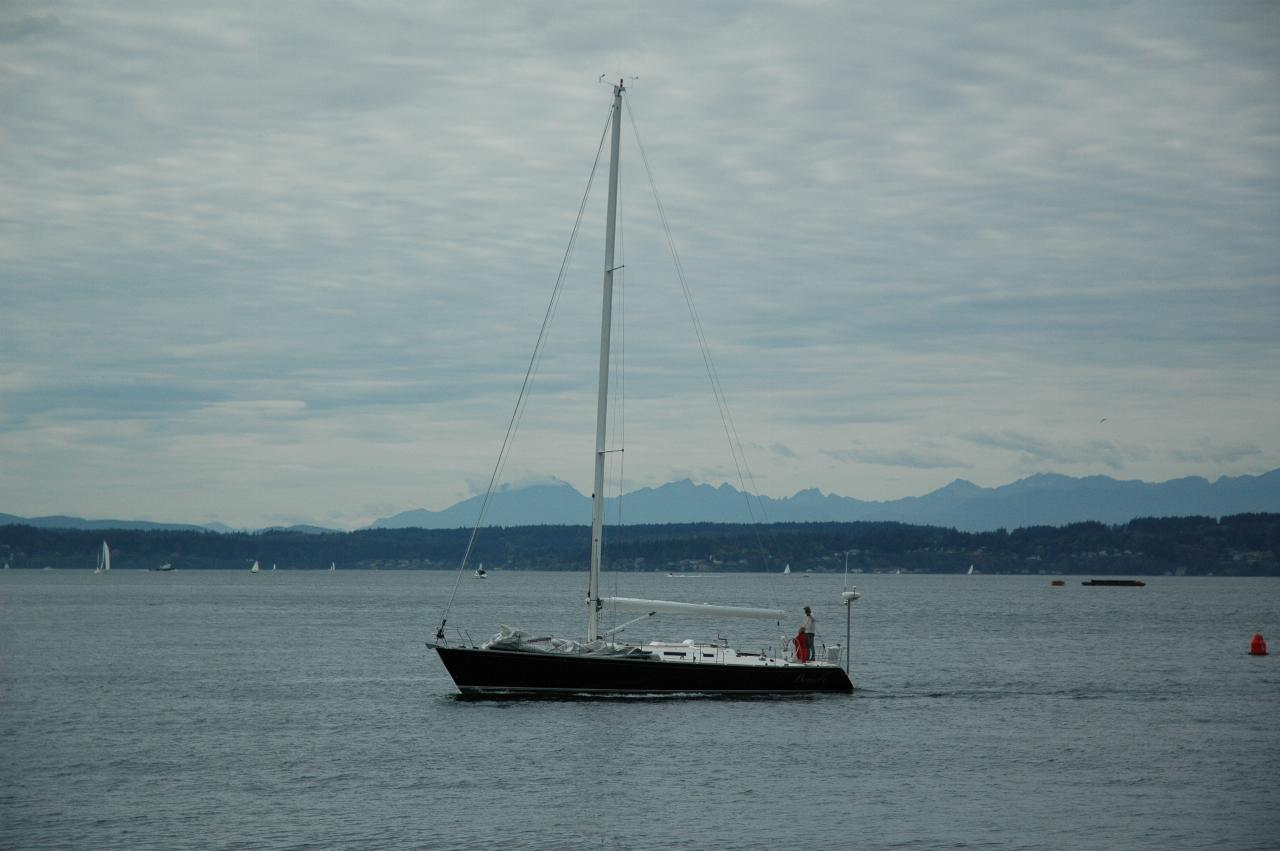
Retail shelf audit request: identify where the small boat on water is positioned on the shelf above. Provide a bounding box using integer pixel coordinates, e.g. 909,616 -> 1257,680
94,541 -> 111,575
151,563 -> 175,572
474,564 -> 487,579
250,560 -> 260,574
1082,579 -> 1145,587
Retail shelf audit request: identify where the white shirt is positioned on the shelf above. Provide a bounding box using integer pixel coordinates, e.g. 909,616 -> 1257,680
802,613 -> 815,633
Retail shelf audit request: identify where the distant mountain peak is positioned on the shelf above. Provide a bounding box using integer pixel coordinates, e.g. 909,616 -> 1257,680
933,479 -> 982,496
499,479 -> 576,493
1013,472 -> 1077,488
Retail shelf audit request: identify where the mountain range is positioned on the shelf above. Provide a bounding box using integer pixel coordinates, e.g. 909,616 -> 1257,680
368,468 -> 1280,532
0,513 -> 218,533
4,469 -> 1277,534
0,514 -> 310,535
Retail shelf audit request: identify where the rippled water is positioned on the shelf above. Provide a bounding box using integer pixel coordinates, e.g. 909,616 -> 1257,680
2,569 -> 1276,849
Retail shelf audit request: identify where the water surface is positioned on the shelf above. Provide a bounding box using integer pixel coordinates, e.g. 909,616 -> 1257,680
2,570 -> 1276,849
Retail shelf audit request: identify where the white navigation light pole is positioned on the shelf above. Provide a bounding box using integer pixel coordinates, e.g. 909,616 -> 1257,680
841,551 -> 859,677
842,589 -> 860,676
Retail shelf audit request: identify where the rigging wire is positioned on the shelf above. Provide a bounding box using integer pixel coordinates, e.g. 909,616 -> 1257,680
433,106 -> 615,642
623,97 -> 784,612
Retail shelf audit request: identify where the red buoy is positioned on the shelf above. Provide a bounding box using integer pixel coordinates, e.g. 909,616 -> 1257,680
1250,633 -> 1268,656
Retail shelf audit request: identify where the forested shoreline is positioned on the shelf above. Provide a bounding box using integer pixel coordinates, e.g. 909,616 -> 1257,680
3,514 -> 1278,576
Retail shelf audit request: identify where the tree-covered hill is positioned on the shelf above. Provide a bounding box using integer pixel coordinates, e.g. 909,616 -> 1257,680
2,514 -> 1277,576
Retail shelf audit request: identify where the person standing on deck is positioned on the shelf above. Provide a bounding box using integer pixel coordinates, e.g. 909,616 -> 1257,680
801,606 -> 816,663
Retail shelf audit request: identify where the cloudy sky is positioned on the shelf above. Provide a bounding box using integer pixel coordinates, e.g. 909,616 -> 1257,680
2,1 -> 1277,530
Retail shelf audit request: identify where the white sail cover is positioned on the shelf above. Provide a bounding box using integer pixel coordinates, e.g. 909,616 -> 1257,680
481,626 -> 655,658
603,597 -> 784,621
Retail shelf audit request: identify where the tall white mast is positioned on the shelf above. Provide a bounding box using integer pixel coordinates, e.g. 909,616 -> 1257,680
588,80 -> 624,641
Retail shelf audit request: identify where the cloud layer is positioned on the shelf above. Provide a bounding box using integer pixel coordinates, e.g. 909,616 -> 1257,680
2,1 -> 1277,528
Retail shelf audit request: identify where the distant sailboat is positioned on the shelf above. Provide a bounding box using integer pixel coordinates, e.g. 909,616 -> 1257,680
250,560 -> 261,574
94,541 -> 111,574
151,562 -> 175,572
329,562 -> 336,572
271,563 -> 277,572
475,563 -> 487,579
967,564 -> 976,575
783,564 -> 791,575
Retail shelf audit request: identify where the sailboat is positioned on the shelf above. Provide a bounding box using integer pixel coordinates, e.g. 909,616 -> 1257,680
329,562 -> 336,572
967,564 -> 976,575
94,541 -> 111,574
783,564 -> 791,575
474,563 -> 487,579
250,560 -> 260,574
428,82 -> 853,696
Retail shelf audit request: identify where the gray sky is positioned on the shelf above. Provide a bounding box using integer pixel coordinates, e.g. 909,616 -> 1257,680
3,1 -> 1278,530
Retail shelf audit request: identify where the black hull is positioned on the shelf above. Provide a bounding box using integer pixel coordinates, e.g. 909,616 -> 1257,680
430,644 -> 853,696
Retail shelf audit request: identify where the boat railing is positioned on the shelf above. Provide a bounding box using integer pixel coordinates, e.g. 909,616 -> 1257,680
431,626 -> 481,648
776,637 -> 839,665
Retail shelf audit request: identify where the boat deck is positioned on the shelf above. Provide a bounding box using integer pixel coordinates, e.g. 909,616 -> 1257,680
642,640 -> 839,669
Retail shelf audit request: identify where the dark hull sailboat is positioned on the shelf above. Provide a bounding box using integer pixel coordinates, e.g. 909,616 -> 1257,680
434,644 -> 852,697
428,81 -> 858,698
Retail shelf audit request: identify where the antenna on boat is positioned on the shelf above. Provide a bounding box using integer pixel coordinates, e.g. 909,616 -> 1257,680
598,75 -> 637,89
841,551 -> 860,677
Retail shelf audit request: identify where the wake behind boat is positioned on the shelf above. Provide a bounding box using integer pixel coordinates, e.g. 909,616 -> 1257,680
428,82 -> 854,697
